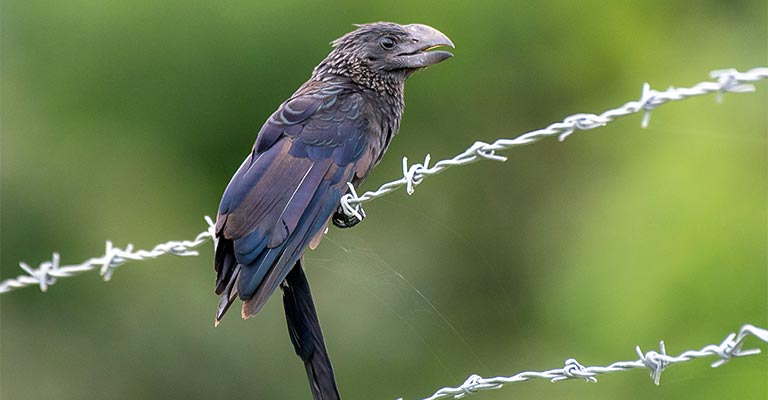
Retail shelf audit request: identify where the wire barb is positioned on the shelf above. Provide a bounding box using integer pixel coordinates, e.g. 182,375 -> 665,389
339,182 -> 367,221
410,324 -> 768,400
636,341 -> 668,385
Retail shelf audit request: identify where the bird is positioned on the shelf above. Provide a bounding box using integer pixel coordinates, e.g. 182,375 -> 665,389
213,22 -> 454,400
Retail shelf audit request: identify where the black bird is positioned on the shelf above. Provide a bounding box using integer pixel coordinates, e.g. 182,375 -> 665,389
214,22 -> 454,399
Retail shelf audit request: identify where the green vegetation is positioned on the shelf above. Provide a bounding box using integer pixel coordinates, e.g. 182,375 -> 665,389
2,1 -> 766,399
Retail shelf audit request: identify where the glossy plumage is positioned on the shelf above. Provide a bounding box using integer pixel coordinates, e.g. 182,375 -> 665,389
213,22 -> 453,399
215,81 -> 382,319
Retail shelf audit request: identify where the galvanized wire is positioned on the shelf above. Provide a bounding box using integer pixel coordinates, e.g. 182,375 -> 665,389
406,324 -> 768,400
0,217 -> 217,294
338,67 -> 768,220
1,67 -> 766,294
0,67 -> 766,400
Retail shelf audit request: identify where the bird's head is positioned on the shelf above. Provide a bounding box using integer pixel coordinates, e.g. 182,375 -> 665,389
313,22 -> 454,90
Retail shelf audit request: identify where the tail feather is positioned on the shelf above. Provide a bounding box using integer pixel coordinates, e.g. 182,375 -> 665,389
214,237 -> 237,295
214,235 -> 241,325
215,264 -> 240,325
282,260 -> 341,400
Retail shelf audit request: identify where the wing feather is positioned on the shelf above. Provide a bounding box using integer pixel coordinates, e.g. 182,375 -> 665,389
214,85 -> 375,321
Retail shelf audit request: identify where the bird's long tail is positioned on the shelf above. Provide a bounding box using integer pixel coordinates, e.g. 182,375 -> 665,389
282,260 -> 341,400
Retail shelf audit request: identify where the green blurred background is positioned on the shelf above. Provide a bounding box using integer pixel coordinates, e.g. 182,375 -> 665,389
2,1 -> 766,399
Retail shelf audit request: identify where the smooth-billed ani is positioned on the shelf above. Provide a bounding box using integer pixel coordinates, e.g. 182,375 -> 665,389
214,22 -> 454,399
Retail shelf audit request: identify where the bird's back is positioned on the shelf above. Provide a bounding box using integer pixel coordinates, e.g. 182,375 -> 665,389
214,78 -> 401,322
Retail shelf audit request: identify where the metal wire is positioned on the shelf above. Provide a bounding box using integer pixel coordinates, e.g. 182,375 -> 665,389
406,324 -> 768,400
0,217 -> 216,294
1,67 -> 766,400
339,67 -> 768,220
1,67 -> 766,294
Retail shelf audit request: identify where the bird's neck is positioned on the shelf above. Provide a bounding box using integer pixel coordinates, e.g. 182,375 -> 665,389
308,59 -> 406,160
311,55 -> 405,99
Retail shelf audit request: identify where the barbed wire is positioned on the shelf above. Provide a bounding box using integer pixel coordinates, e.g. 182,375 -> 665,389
1,67 -> 767,400
0,217 -> 216,294
338,67 -> 768,219
0,67 -> 766,295
406,324 -> 768,400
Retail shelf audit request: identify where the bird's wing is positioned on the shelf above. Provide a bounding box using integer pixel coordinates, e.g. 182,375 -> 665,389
214,86 -> 376,320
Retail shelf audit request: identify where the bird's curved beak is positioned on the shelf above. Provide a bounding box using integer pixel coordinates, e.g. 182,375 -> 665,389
397,24 -> 454,69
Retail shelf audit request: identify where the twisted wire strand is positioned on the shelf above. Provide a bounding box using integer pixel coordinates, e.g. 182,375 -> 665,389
0,217 -> 216,294
408,324 -> 768,400
339,67 -> 768,219
1,67 -> 766,294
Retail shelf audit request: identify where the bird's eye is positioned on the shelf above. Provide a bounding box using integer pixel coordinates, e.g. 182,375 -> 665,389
380,36 -> 396,50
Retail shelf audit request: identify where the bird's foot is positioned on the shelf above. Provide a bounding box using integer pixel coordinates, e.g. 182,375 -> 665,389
332,204 -> 364,228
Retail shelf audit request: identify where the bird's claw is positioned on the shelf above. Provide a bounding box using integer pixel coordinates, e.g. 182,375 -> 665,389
332,205 -> 363,228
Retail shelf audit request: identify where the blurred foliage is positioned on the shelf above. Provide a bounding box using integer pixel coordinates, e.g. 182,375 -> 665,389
2,1 -> 767,399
